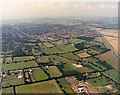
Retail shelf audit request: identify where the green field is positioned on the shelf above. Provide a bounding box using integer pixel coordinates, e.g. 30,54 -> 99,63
49,55 -> 74,64
57,78 -> 74,93
31,68 -> 48,81
87,75 -> 114,87
104,69 -> 118,81
37,56 -> 49,63
51,40 -> 67,46
43,47 -> 64,54
16,80 -> 63,93
61,53 -> 79,60
2,87 -> 14,93
13,56 -> 35,62
58,44 -> 78,52
46,66 -> 62,78
2,75 -> 24,87
67,39 -> 86,44
5,57 -> 12,63
3,61 -> 38,71
76,67 -> 94,73
43,42 -> 54,47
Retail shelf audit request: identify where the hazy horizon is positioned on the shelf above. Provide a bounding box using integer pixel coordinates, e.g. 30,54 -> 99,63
0,2 -> 118,20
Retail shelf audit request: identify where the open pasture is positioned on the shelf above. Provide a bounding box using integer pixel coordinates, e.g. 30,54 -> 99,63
37,56 -> 49,63
13,56 -> 35,62
98,51 -> 118,71
43,47 -> 64,54
16,80 -> 63,93
46,66 -> 62,78
61,53 -> 79,60
3,61 -> 38,71
67,38 -> 86,44
58,44 -> 78,52
2,75 -> 24,87
43,42 -> 54,47
31,68 -> 48,81
51,40 -> 66,46
77,52 -> 91,58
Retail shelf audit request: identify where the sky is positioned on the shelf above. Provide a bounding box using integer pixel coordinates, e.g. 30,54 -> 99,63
0,0 -> 118,20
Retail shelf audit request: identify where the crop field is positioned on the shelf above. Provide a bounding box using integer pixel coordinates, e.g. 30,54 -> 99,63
87,75 -> 114,87
76,67 -> 94,73
87,57 -> 107,70
58,44 -> 78,52
51,40 -> 66,46
37,56 -> 49,63
49,55 -> 74,64
3,61 -> 38,71
98,51 -> 118,71
43,42 -> 54,47
13,56 -> 35,62
46,66 -> 62,78
62,63 -> 74,72
57,78 -> 74,93
104,69 -> 118,81
31,68 -> 48,81
2,75 -> 24,87
5,57 -> 12,63
2,87 -> 14,93
16,80 -> 63,93
77,52 -> 91,58
61,53 -> 79,60
43,47 -> 64,54
87,49 -> 100,55
67,39 -> 86,44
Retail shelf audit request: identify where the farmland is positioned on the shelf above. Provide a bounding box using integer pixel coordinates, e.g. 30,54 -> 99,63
16,80 -> 63,93
31,68 -> 48,81
3,61 -> 38,71
43,42 -> 54,47
2,18 -> 119,94
45,66 -> 62,78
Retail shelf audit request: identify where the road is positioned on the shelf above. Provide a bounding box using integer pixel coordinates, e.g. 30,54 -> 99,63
100,33 -> 120,59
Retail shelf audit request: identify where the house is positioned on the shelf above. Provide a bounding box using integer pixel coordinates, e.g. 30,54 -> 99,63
18,72 -> 23,79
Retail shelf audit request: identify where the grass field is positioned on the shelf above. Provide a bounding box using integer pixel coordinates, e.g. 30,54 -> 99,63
3,61 -> 38,71
57,78 -> 74,93
87,57 -> 107,70
46,66 -> 62,78
98,51 -> 118,71
61,53 -> 79,60
87,75 -> 114,87
51,40 -> 67,46
43,42 -> 54,47
77,52 -> 91,58
13,56 -> 35,62
67,39 -> 86,44
62,63 -> 74,72
76,67 -> 94,73
31,68 -> 48,81
5,57 -> 12,63
37,56 -> 49,63
2,87 -> 14,93
58,44 -> 78,52
2,75 -> 24,87
104,69 -> 118,81
49,55 -> 74,64
16,80 -> 63,93
43,47 -> 64,54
